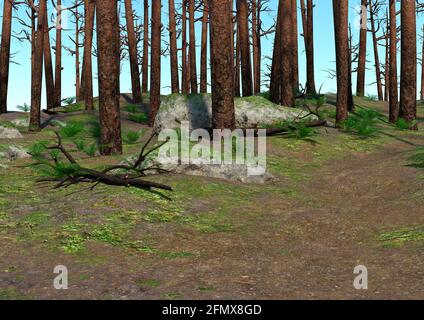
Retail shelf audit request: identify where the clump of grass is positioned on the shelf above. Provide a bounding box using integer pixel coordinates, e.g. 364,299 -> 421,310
395,118 -> 418,131
342,108 -> 380,138
128,113 -> 149,124
62,97 -> 76,106
124,104 -> 139,113
408,147 -> 424,169
379,227 -> 424,248
123,130 -> 144,145
84,144 -> 98,157
16,103 -> 30,112
59,121 -> 85,138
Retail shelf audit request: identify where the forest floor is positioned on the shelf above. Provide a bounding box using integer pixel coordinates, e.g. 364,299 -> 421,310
0,95 -> 423,300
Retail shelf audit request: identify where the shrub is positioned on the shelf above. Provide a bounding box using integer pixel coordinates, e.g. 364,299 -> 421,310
124,104 -> 139,113
59,121 -> 85,138
62,97 -> 76,106
128,113 -> 149,124
342,108 -> 380,138
16,103 -> 30,112
89,121 -> 101,140
395,118 -> 418,130
84,144 -> 98,157
408,147 -> 424,169
123,130 -> 143,145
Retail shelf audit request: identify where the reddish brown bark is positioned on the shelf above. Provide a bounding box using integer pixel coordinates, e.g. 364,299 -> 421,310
43,5 -> 55,110
234,24 -> 241,97
30,0 -> 47,131
369,1 -> 383,101
269,1 -> 283,104
384,17 -> 389,102
188,0 -> 198,93
305,0 -> 316,94
210,0 -> 235,129
200,1 -> 208,93
332,0 -> 349,126
399,0 -> 417,129
280,0 -> 294,107
75,5 -> 81,101
0,0 -> 13,114
168,0 -> 180,93
82,0 -> 95,110
124,0 -> 142,103
236,0 -> 253,97
141,0 -> 149,93
55,0 -> 63,107
181,0 -> 189,94
356,0 -> 367,97
96,0 -> 122,154
252,0 -> 261,94
421,25 -> 424,101
389,0 -> 398,123
149,0 -> 161,127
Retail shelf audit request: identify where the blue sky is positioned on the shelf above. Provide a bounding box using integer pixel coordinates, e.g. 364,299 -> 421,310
2,0 -> 423,111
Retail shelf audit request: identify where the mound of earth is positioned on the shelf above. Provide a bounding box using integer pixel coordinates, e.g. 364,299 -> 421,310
154,94 -> 317,131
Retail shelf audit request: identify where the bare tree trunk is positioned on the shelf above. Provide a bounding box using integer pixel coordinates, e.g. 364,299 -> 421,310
43,4 -> 55,110
356,0 -> 367,97
149,0 -> 161,126
369,0 -> 383,101
200,1 -> 208,93
96,0 -> 122,154
234,24 -> 241,97
252,0 -> 261,94
269,0 -> 283,104
348,24 -> 354,111
75,5 -> 81,101
30,0 -> 47,131
55,0 -> 63,107
189,0 -> 198,93
169,0 -> 180,93
210,0 -> 235,129
141,0 -> 149,93
332,0 -> 349,126
181,0 -> 189,94
280,0 -> 294,107
124,0 -> 142,102
399,0 -> 417,130
236,0 -> 253,97
384,18 -> 389,102
82,0 -> 95,110
0,0 -> 14,114
305,0 -> 316,95
421,25 -> 424,101
389,0 -> 398,123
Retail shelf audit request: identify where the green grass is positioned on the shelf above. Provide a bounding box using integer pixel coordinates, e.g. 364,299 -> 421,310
128,113 -> 149,124
379,227 -> 424,248
137,278 -> 161,288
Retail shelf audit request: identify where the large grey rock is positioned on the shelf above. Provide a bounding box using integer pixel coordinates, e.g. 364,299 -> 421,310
154,94 -> 318,131
0,145 -> 31,161
0,126 -> 23,139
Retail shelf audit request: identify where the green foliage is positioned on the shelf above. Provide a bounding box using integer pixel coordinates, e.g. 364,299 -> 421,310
16,103 -> 30,112
128,113 -> 149,124
124,104 -> 139,113
84,144 -> 98,157
59,121 -> 85,138
365,94 -> 378,101
395,118 -> 418,130
89,121 -> 101,141
62,97 -> 76,106
63,103 -> 83,113
408,147 -> 424,169
28,142 -> 47,159
123,130 -> 144,145
342,108 -> 380,138
74,140 -> 85,152
379,227 -> 424,248
32,160 -> 81,179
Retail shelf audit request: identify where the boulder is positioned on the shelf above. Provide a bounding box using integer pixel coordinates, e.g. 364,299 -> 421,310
0,145 -> 31,161
11,117 -> 29,127
0,126 -> 23,139
154,94 -> 318,131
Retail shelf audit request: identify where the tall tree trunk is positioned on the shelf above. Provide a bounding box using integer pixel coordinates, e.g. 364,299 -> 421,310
399,0 -> 417,130
0,0 -> 14,114
234,24 -> 241,97
55,0 -> 63,107
181,0 -> 189,93
124,0 -> 142,103
236,0 -> 253,97
188,0 -> 198,93
332,0 -> 349,126
210,0 -> 235,129
96,0 -> 122,154
356,0 -> 367,97
369,0 -> 383,101
384,20 -> 389,102
280,0 -> 294,107
149,0 -> 161,126
252,0 -> 261,94
305,0 -> 316,94
30,0 -> 47,131
421,25 -> 424,101
269,1 -> 283,104
82,0 -> 95,110
75,5 -> 81,101
200,1 -> 208,93
141,0 -> 149,93
43,4 -> 55,110
168,0 -> 180,93
389,0 -> 398,123
348,24 -> 354,111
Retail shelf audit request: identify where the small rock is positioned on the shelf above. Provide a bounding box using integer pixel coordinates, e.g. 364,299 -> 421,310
11,118 -> 29,127
0,126 -> 23,139
3,145 -> 31,161
0,163 -> 8,169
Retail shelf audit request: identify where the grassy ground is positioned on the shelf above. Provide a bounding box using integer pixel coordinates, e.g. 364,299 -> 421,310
0,95 -> 423,299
